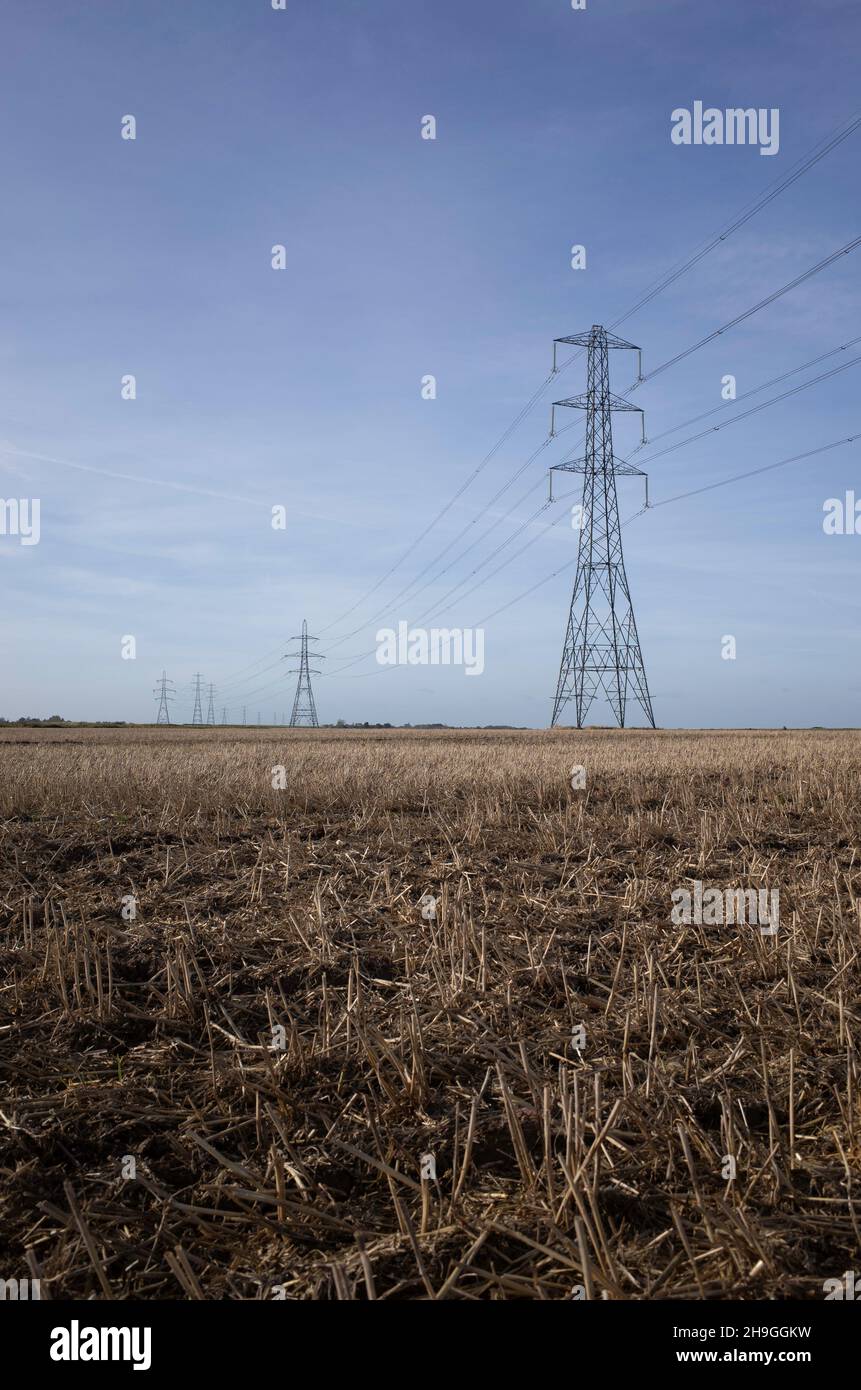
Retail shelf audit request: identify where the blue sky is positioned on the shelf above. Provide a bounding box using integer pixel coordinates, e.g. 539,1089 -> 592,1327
1,0 -> 859,726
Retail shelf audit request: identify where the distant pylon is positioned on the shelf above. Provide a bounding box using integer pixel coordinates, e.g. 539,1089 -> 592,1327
154,670 -> 174,725
206,683 -> 216,726
242,706 -> 247,726
221,707 -> 227,725
191,674 -> 205,726
549,325 -> 655,729
285,620 -> 323,728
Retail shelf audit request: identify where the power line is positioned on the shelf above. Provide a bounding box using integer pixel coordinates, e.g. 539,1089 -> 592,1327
321,313 -> 855,663
320,488 -> 581,679
608,111 -> 861,329
321,416 -> 589,655
320,254 -> 861,665
480,434 -> 861,625
635,351 -> 861,467
316,368 -> 562,636
320,467 -> 562,658
319,502 -> 649,679
646,432 -> 861,510
317,108 -> 861,639
633,235 -> 861,389
425,114 -> 861,600
217,655 -> 286,694
318,334 -> 859,676
441,327 -> 861,620
208,664 -> 295,709
320,432 -> 860,681
212,110 -> 861,693
633,333 -> 861,452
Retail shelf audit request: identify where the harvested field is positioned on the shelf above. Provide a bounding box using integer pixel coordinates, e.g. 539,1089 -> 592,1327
1,725 -> 859,1300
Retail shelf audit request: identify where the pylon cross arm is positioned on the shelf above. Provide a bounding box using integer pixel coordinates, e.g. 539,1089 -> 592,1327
553,391 -> 641,413
554,330 -> 639,352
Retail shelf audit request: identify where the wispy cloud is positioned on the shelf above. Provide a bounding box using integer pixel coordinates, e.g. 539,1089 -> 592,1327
0,441 -> 268,507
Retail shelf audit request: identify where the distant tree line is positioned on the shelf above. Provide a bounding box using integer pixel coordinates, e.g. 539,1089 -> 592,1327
0,717 -> 130,727
0,715 -> 66,725
333,720 -> 450,729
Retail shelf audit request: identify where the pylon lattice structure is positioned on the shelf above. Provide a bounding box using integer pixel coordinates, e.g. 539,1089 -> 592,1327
154,670 -> 174,725
286,620 -> 323,728
549,325 -> 656,729
206,683 -> 216,726
191,674 -> 205,726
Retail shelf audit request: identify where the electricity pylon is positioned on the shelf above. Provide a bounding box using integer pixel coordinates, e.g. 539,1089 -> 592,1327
285,620 -> 323,728
191,673 -> 205,726
221,707 -> 227,725
206,683 -> 216,726
154,670 -> 174,725
549,325 -> 655,729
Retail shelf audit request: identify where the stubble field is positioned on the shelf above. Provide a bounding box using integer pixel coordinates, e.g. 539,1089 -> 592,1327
1,725 -> 859,1300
